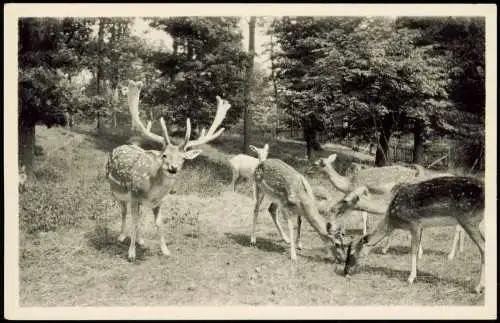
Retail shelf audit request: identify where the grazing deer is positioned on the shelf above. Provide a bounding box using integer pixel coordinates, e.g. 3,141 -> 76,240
312,154 -> 421,237
106,80 -> 231,262
251,158 -> 349,262
340,176 -> 485,294
228,144 -> 269,193
19,165 -> 27,192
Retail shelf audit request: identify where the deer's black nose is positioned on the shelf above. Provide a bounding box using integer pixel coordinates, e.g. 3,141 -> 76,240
167,166 -> 177,174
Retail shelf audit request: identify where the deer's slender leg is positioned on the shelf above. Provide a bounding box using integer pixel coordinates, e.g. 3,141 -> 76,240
136,221 -> 145,247
361,211 -> 368,235
268,202 -> 290,243
407,227 -> 422,284
448,224 -> 463,260
458,225 -> 465,253
362,217 -> 394,257
128,201 -> 140,262
230,169 -> 239,192
296,215 -> 303,250
417,232 -> 424,259
250,183 -> 265,246
118,201 -> 128,242
153,206 -> 170,256
283,207 -> 297,261
457,218 -> 484,294
381,235 -> 392,254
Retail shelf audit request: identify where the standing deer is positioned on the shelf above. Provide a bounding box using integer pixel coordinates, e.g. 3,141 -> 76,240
228,144 -> 269,193
339,176 -> 485,294
251,158 -> 349,262
106,80 -> 231,262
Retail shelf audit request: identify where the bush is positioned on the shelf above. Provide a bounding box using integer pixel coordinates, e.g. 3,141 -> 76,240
20,181 -> 84,233
19,179 -> 113,233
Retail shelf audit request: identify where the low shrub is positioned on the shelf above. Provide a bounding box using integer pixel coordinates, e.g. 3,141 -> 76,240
19,179 -> 114,233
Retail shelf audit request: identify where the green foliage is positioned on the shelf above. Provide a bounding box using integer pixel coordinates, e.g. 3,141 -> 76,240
147,17 -> 247,128
268,16 -> 484,166
19,68 -> 76,128
19,180 -> 113,233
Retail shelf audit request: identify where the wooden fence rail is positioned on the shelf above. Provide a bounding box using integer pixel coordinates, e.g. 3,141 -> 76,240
276,127 -> 451,170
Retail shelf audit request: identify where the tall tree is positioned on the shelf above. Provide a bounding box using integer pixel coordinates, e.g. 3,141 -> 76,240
18,18 -> 93,178
148,17 -> 247,131
243,17 -> 256,153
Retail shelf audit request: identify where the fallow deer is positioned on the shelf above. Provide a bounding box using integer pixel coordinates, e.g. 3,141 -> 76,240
106,80 -> 231,261
251,158 -> 349,262
339,176 -> 485,294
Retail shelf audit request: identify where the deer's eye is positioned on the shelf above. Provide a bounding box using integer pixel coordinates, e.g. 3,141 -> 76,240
162,154 -> 167,159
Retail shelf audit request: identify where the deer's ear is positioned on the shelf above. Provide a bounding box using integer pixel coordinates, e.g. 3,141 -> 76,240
264,144 -> 269,150
183,149 -> 202,160
249,145 -> 257,153
327,154 -> 337,162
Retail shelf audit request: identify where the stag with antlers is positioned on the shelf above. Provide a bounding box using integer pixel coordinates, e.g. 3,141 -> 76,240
106,80 -> 231,262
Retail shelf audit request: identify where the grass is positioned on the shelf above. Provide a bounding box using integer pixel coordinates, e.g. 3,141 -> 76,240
18,124 -> 485,306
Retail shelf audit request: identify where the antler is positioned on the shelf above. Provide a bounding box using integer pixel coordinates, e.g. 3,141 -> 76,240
128,80 -> 171,146
183,96 -> 231,150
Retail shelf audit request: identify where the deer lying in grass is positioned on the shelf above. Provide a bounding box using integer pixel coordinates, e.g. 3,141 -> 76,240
106,80 -> 231,262
229,144 -> 269,193
251,158 -> 350,262
339,176 -> 485,294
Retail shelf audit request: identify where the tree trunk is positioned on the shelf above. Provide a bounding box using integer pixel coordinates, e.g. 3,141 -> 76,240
270,33 -> 280,137
243,16 -> 256,154
375,115 -> 394,167
96,18 -> 105,131
19,120 -> 36,180
412,121 -> 425,164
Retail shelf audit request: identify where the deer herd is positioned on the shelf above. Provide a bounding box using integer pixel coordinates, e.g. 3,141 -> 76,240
103,80 -> 485,295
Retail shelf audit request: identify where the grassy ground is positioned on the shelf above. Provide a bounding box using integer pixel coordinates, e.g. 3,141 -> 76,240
18,124 -> 485,306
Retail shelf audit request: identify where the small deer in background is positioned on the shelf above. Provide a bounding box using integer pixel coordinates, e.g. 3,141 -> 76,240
106,80 -> 232,262
340,176 -> 485,294
228,144 -> 269,194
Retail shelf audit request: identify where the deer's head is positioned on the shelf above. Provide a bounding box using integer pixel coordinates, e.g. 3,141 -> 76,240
325,221 -> 352,264
127,80 -> 231,175
307,153 -> 337,175
249,144 -> 269,162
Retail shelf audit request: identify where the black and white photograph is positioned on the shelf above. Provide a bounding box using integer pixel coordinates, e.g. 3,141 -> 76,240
4,3 -> 497,320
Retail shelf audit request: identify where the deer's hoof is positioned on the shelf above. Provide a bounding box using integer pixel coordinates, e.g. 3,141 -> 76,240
407,276 -> 416,284
474,284 -> 485,294
118,234 -> 127,243
381,248 -> 388,255
297,243 -> 303,250
447,253 -> 456,261
137,238 -> 146,246
128,253 -> 136,262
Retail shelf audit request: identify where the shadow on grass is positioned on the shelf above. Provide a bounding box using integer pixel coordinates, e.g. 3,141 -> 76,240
344,264 -> 476,291
224,232 -> 286,254
84,225 -> 153,263
373,245 -> 449,257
